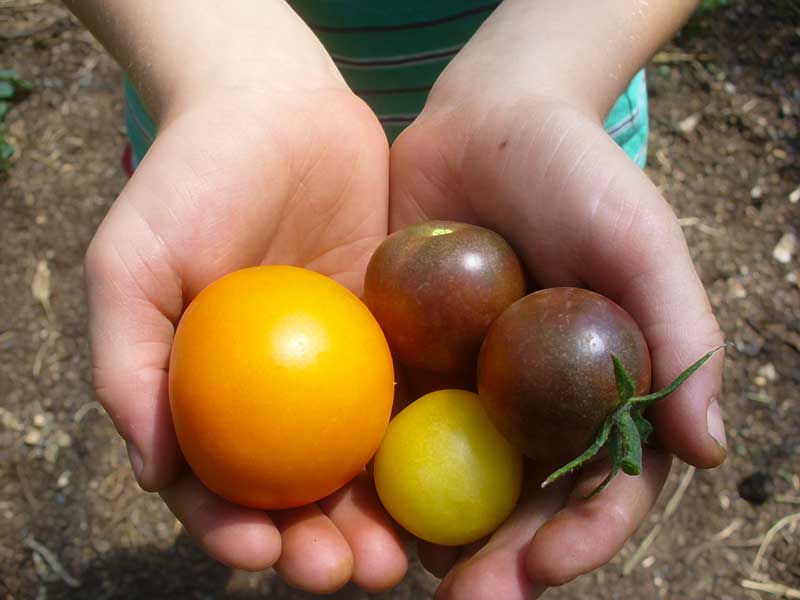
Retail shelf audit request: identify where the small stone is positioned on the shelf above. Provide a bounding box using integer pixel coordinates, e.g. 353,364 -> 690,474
678,113 -> 701,134
790,186 -> 800,204
727,279 -> 747,299
750,185 -> 763,199
787,271 -> 799,287
56,471 -> 71,488
32,414 -> 46,428
54,430 -> 72,447
773,232 -> 796,264
723,82 -> 736,94
24,429 -> 42,445
757,363 -> 778,383
43,445 -> 59,464
753,375 -> 767,387
738,472 -> 774,505
642,556 -> 656,569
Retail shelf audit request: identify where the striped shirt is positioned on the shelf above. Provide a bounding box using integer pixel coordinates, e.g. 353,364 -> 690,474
125,1 -> 648,169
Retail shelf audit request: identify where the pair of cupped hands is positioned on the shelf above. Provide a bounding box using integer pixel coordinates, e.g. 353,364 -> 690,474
85,34 -> 726,599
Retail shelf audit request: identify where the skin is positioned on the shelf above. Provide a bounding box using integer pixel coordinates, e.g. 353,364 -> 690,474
477,287 -> 652,464
67,0 -> 724,596
390,1 -> 725,597
364,221 -> 525,374
70,1 -> 406,593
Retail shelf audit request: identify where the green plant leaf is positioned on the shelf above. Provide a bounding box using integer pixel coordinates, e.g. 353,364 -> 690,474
541,414 -> 615,488
612,353 -> 636,402
630,346 -> 725,408
0,100 -> 8,120
632,409 -> 653,443
0,81 -> 14,99
617,412 -> 642,476
585,429 -> 622,499
541,346 -> 724,497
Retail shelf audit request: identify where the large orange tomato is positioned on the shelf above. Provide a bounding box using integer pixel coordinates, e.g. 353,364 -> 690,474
168,266 -> 394,509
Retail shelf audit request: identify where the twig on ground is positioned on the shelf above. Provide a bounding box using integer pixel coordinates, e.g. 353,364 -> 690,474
623,465 -> 695,574
741,579 -> 800,599
752,512 -> 800,575
24,537 -> 80,588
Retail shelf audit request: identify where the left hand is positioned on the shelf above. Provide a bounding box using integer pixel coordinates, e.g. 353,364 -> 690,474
389,10 -> 725,595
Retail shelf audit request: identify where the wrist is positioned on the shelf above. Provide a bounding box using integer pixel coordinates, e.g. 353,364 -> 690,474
65,0 -> 345,124
423,0 -> 699,123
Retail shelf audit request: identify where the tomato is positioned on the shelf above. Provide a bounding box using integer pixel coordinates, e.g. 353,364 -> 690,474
364,221 -> 525,375
373,390 -> 523,546
477,287 -> 651,464
168,266 -> 394,509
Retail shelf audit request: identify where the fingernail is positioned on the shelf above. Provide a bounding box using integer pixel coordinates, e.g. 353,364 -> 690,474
706,397 -> 727,454
126,441 -> 144,479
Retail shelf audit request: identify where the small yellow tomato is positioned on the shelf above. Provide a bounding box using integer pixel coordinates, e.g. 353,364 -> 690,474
373,389 -> 523,546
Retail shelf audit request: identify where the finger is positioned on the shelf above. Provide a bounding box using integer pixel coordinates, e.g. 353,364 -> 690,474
85,182 -> 185,492
460,107 -> 726,469
435,472 -> 570,600
559,132 -> 727,468
160,470 -> 281,571
417,542 -> 460,579
527,449 -> 671,587
271,504 -> 354,594
318,473 -> 408,593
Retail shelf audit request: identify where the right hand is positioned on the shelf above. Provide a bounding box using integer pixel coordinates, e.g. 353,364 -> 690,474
84,46 -> 407,596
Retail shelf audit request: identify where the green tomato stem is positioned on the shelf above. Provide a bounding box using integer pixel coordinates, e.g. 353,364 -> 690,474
541,345 -> 724,496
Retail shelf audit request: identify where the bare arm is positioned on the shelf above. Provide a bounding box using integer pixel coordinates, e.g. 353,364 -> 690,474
63,0 -> 343,122
430,0 -> 700,119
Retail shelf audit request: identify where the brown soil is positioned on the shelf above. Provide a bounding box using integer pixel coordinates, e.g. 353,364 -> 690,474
1,1 -> 798,599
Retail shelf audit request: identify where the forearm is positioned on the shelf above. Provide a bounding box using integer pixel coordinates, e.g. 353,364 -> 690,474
63,0 -> 342,122
432,0 -> 699,119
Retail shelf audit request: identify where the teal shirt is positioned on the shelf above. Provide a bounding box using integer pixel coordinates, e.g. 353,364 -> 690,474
125,2 -> 648,168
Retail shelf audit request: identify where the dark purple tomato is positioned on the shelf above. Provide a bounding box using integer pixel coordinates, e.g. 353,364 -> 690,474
364,221 -> 526,374
477,287 -> 651,464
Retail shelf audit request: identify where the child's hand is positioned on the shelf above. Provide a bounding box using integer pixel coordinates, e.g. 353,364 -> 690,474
389,2 -> 724,597
86,87 -> 407,593
77,2 -> 406,593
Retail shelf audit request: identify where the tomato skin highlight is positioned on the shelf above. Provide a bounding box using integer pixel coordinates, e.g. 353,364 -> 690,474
374,390 -> 523,546
477,287 -> 652,464
364,221 -> 525,375
168,266 -> 394,510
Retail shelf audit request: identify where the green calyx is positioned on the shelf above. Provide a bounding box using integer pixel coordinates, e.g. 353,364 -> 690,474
541,346 -> 725,498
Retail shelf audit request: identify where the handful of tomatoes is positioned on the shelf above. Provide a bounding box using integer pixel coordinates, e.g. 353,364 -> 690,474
169,221 -> 718,546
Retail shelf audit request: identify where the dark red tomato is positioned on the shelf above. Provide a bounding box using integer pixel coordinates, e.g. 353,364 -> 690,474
364,221 -> 526,374
477,287 -> 651,464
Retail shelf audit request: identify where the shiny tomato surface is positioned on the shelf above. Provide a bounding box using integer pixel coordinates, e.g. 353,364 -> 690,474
169,266 -> 394,509
478,287 -> 651,463
364,221 -> 525,375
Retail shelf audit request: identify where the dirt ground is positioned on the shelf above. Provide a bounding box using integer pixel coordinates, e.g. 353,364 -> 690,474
1,1 -> 798,599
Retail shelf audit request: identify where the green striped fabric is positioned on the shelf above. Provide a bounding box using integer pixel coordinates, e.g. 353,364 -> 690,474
125,2 -> 648,168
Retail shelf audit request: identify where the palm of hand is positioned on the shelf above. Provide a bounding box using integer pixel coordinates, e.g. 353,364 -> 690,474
389,99 -> 723,599
86,89 -> 408,593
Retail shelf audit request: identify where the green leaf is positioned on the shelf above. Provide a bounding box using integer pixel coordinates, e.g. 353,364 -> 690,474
617,412 -> 642,476
0,81 -> 13,99
630,346 -> 725,408
0,141 -> 13,160
632,409 -> 653,444
585,428 -> 622,499
611,353 -> 636,402
541,413 -> 615,488
0,101 -> 8,120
